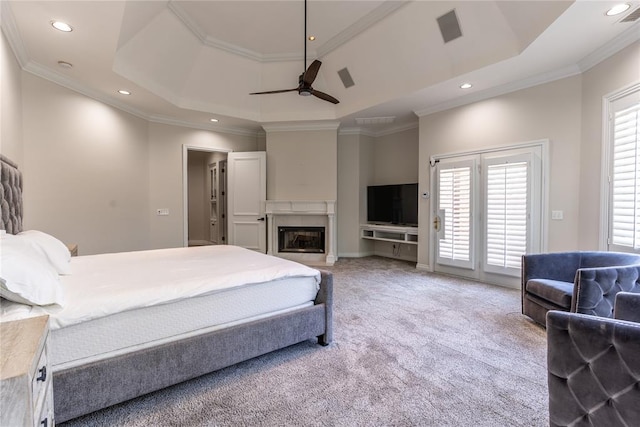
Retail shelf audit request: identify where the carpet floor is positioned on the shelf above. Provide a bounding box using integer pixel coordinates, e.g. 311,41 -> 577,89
60,256 -> 548,426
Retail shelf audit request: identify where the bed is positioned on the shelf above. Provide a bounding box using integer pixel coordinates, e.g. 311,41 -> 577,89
0,155 -> 333,423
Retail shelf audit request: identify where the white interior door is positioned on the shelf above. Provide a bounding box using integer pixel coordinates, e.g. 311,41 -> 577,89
227,152 -> 267,252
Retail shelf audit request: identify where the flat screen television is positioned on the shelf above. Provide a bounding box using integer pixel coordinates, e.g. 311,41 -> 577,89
367,183 -> 418,226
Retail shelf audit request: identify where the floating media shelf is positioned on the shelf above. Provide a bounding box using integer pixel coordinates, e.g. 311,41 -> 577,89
360,224 -> 418,245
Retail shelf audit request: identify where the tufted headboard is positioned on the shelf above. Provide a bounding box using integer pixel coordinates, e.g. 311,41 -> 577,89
0,155 -> 23,234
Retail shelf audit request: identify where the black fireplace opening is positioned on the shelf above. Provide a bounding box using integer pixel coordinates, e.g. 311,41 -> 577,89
278,226 -> 326,253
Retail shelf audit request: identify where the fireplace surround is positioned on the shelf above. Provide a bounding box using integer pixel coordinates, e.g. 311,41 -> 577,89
265,200 -> 336,266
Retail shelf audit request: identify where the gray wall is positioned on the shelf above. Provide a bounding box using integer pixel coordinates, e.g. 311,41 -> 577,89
3,26 -> 261,254
337,127 -> 419,261
1,30 -> 23,165
578,42 -> 640,249
265,126 -> 338,201
416,41 -> 640,269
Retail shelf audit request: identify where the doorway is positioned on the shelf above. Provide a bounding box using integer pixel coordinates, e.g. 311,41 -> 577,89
430,142 -> 548,288
185,148 -> 228,247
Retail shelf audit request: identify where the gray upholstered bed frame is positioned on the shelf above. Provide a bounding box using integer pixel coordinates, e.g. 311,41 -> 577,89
0,155 -> 333,423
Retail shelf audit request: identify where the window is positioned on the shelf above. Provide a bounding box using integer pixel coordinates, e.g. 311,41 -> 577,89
485,161 -> 528,271
437,161 -> 473,267
606,85 -> 640,252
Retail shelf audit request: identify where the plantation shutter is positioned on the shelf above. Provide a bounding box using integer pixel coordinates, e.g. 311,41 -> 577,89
436,160 -> 474,269
611,101 -> 640,249
484,161 -> 528,273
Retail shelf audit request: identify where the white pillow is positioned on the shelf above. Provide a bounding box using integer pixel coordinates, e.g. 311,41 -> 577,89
17,230 -> 72,275
0,235 -> 65,306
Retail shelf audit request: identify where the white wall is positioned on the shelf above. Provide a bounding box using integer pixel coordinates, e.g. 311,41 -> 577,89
148,123 -> 259,250
337,132 -> 377,257
371,127 -> 419,185
417,75 -> 583,267
416,42 -> 640,269
337,127 -> 419,260
265,127 -> 338,201
370,127 -> 419,261
578,42 -> 640,249
21,72 -> 151,255
14,68 -> 259,254
1,30 -> 23,165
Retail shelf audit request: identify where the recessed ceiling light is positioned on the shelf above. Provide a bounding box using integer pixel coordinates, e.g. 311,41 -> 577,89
57,61 -> 73,69
606,3 -> 630,16
308,35 -> 316,41
118,90 -> 131,95
460,83 -> 473,89
210,118 -> 219,123
51,21 -> 73,32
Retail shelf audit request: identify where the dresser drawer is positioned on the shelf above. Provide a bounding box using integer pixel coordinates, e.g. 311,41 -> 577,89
1,316 -> 53,427
32,341 -> 49,413
35,382 -> 54,427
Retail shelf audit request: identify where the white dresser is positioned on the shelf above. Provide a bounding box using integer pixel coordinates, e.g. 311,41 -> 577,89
1,316 -> 54,426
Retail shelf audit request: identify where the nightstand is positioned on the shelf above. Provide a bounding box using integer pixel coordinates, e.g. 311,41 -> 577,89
66,243 -> 78,257
0,316 -> 54,426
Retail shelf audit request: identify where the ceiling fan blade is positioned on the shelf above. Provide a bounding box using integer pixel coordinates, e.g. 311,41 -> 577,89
250,88 -> 298,95
303,60 -> 322,86
312,90 -> 339,104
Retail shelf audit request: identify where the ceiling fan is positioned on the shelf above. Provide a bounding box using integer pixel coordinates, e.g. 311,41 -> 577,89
249,0 -> 339,104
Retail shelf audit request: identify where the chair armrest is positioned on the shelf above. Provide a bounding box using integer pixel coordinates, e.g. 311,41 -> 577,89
522,252 -> 581,284
614,292 -> 640,323
546,310 -> 640,426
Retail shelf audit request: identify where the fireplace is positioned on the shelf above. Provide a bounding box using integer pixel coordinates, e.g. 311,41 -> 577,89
278,227 -> 325,253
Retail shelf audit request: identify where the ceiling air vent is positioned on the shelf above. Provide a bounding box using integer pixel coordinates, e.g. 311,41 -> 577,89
355,117 -> 395,125
437,9 -> 462,43
338,67 -> 355,88
620,6 -> 640,22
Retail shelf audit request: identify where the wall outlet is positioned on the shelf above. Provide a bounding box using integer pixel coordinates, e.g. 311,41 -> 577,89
156,208 -> 169,216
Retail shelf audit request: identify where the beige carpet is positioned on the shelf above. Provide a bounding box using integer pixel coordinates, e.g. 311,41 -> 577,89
61,256 -> 548,426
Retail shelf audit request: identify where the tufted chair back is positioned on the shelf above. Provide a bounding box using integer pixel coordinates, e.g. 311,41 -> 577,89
547,296 -> 640,426
573,264 -> 640,318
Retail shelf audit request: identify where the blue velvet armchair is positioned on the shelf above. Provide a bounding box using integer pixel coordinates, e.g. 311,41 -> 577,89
521,251 -> 640,326
547,292 -> 640,426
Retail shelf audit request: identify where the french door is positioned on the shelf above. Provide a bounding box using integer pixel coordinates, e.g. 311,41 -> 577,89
432,145 -> 544,287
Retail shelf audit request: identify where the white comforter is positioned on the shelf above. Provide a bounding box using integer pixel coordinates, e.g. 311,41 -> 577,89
1,245 -> 320,330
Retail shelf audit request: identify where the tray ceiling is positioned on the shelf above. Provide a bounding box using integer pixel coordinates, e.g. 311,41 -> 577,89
3,1 -> 639,134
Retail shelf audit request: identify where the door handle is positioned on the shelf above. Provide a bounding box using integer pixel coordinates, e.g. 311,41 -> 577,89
257,217 -> 265,222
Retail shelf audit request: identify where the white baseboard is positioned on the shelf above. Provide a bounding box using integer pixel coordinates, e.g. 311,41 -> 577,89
338,252 -> 374,258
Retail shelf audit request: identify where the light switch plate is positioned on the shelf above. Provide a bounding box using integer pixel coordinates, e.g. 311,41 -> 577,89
551,210 -> 563,220
156,209 -> 169,216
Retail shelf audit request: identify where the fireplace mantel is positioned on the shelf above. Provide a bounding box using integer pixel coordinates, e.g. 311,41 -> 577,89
265,200 -> 336,266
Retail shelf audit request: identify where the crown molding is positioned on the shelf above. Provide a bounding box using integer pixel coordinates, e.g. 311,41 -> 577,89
414,64 -> 581,117
147,115 -> 261,137
169,0 -> 408,63
262,121 -> 340,132
168,1 -> 311,63
0,1 -> 29,67
22,60 -> 261,138
24,61 -> 153,119
167,1 -> 208,43
316,1 -> 410,58
338,127 -> 377,137
578,22 -> 640,72
339,122 -> 417,138
374,121 -> 418,137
